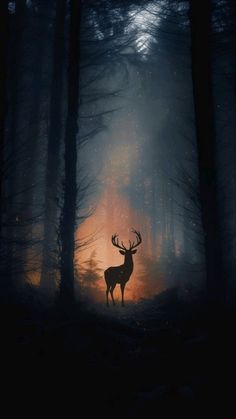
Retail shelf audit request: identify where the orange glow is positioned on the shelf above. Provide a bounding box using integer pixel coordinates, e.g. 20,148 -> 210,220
24,178 -> 165,302
75,183 -> 165,302
26,270 -> 41,286
24,187 -> 165,301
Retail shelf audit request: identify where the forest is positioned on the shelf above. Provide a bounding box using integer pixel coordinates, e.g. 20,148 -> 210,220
0,0 -> 235,417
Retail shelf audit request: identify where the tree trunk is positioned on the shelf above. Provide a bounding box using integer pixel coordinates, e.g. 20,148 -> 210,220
0,0 -> 9,235
0,1 -> 9,296
59,0 -> 81,302
4,0 -> 27,292
150,169 -> 157,260
189,0 -> 225,304
38,0 -> 66,294
18,5 -> 50,287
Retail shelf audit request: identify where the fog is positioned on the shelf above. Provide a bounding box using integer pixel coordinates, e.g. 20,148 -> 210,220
75,2 -> 203,303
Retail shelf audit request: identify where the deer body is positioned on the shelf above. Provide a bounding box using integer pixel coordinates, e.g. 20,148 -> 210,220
105,253 -> 133,285
104,230 -> 142,307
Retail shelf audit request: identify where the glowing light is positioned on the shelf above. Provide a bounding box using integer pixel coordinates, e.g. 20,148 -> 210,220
128,4 -> 161,55
75,183 -> 165,303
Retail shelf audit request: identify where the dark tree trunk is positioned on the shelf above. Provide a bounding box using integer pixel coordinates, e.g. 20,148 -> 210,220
183,205 -> 190,259
168,179 -> 175,257
161,178 -> 168,258
18,7 -> 50,286
0,0 -> 9,235
5,0 -> 27,291
190,4 -> 231,414
150,169 -> 157,260
189,0 -> 225,304
41,0 -> 66,294
59,0 -> 81,302
0,1 -> 9,296
228,0 -> 236,275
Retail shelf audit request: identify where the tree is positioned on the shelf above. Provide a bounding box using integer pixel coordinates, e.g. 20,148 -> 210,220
17,0 -> 53,287
41,0 -> 67,294
3,0 -> 28,292
59,0 -> 81,302
78,250 -> 102,288
0,1 -> 9,298
0,0 -> 9,235
189,0 -> 226,305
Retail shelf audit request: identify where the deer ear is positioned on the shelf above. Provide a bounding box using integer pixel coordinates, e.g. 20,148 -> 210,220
132,249 -> 137,254
119,250 -> 125,255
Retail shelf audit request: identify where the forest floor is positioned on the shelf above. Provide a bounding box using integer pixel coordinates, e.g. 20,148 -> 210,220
1,288 -> 235,418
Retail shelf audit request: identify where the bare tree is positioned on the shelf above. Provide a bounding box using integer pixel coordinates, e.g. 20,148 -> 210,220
59,0 -> 81,302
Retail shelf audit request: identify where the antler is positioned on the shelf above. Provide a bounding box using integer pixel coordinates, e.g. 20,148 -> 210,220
111,234 -> 127,250
129,229 -> 142,250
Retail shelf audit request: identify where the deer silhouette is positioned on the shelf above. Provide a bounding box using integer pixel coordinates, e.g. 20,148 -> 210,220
104,229 -> 142,307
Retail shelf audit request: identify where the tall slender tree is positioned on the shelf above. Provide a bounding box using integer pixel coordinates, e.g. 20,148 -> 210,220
5,0 -> 28,291
41,0 -> 67,293
59,0 -> 81,302
0,1 -> 9,235
17,1 -> 52,286
189,0 -> 225,304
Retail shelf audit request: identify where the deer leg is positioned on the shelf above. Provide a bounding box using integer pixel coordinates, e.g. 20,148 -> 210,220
110,284 -> 116,306
106,285 -> 110,307
121,284 -> 125,307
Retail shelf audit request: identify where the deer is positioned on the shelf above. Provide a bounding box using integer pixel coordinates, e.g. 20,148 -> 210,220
104,229 -> 142,307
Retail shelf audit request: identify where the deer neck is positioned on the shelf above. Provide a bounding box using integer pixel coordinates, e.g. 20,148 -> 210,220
123,253 -> 134,274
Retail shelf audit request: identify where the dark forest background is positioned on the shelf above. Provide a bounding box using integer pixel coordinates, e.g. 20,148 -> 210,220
0,1 -> 235,417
